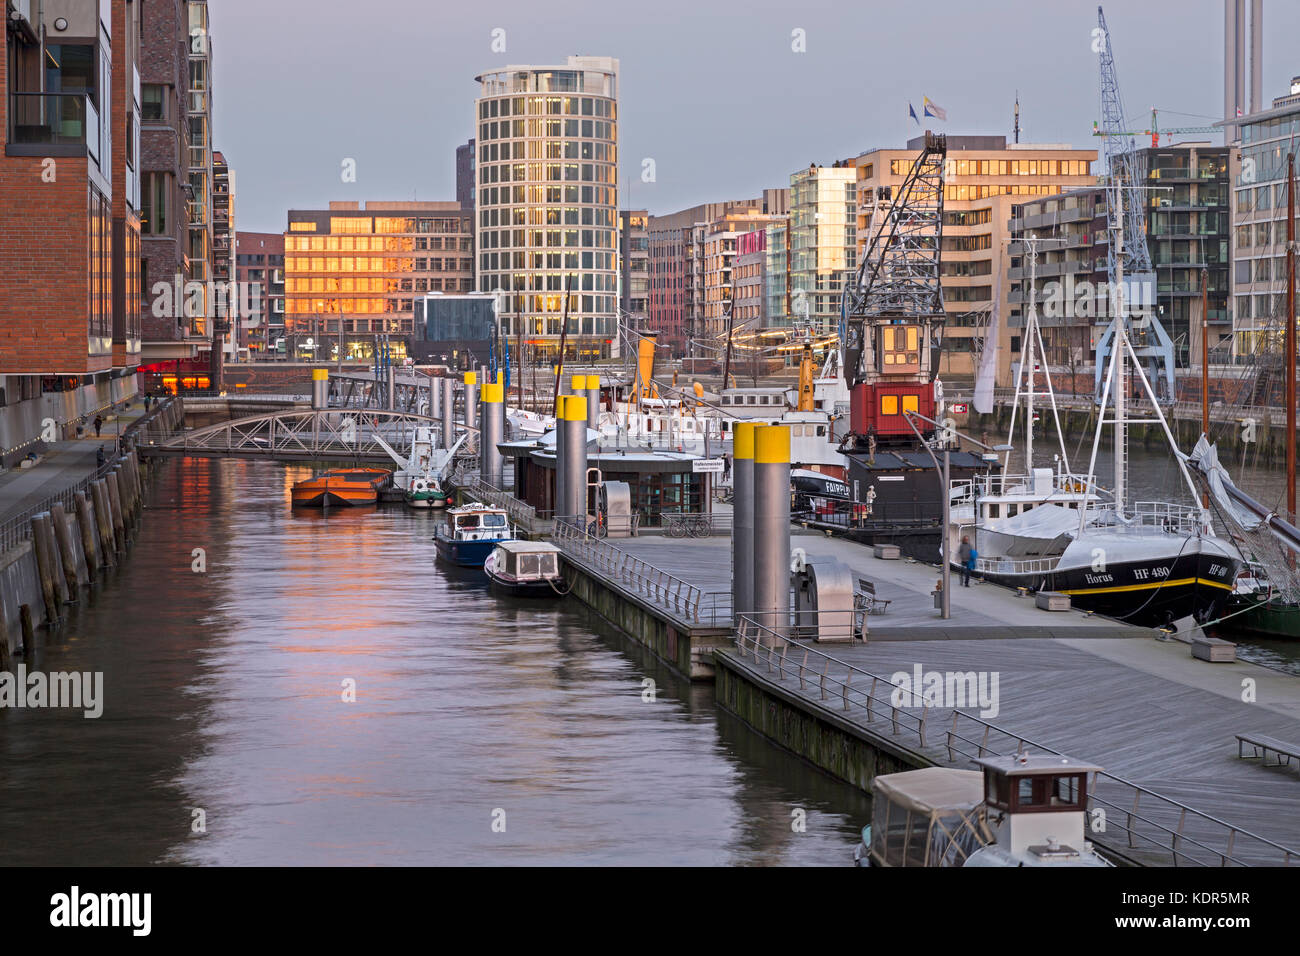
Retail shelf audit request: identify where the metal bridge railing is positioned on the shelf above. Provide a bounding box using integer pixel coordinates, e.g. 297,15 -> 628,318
552,520 -> 731,625
458,476 -> 550,536
733,615 -> 1299,868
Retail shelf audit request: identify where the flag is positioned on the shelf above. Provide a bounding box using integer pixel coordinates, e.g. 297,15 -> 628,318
924,96 -> 948,121
909,103 -> 919,125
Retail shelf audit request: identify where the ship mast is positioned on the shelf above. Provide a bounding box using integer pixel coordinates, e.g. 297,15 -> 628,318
1113,190 -> 1127,514
1287,152 -> 1296,527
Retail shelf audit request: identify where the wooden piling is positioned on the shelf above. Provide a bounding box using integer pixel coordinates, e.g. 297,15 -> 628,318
75,491 -> 101,576
50,502 -> 83,590
105,472 -> 126,551
91,480 -> 117,567
30,513 -> 61,621
19,604 -> 34,653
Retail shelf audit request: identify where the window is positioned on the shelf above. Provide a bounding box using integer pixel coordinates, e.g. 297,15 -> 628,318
141,172 -> 168,235
142,84 -> 165,121
881,395 -> 898,415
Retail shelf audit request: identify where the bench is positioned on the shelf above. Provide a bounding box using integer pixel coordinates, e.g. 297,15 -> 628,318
1236,732 -> 1300,771
855,577 -> 891,615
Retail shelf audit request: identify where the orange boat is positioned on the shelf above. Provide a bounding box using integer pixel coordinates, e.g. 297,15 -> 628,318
291,468 -> 391,507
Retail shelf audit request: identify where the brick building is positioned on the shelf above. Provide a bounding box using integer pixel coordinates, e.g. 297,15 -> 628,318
235,232 -> 285,356
0,1 -> 141,464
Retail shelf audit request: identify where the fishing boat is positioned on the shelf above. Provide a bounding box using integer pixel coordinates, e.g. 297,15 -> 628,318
853,753 -> 1111,867
483,540 -> 563,597
434,503 -> 514,567
290,467 -> 391,507
405,475 -> 452,509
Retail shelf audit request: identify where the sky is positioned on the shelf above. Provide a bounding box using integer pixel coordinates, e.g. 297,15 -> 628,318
210,0 -> 1300,234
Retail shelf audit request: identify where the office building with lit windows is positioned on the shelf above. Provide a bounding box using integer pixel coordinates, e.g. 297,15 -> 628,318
853,135 -> 1096,383
283,201 -> 473,362
787,162 -> 856,333
472,56 -> 620,362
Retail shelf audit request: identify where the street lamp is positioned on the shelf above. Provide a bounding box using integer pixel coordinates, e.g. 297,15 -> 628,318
904,409 -> 1012,620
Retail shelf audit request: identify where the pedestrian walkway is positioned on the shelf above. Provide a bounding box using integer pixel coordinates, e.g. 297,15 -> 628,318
0,404 -> 146,521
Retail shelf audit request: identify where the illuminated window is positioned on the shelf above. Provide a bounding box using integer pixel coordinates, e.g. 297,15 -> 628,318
881,395 -> 899,415
902,395 -> 920,414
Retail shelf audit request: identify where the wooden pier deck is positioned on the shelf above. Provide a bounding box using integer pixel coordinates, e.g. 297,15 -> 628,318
607,533 -> 1300,866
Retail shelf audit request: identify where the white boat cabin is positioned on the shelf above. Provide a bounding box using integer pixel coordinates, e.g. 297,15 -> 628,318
491,540 -> 560,581
447,503 -> 513,541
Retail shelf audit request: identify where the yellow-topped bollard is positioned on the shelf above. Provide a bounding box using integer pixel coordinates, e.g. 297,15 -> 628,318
481,381 -> 503,404
752,425 -> 791,633
311,368 -> 329,409
754,423 -> 791,464
464,371 -> 477,385
732,421 -> 758,616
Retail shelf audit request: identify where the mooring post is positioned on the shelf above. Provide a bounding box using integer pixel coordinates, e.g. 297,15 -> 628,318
30,513 -> 61,621
731,422 -> 757,626
753,425 -> 791,637
75,491 -> 101,576
480,378 -> 505,488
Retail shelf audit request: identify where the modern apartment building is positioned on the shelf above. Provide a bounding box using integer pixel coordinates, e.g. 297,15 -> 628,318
733,229 -> 766,327
700,208 -> 785,344
1228,78 -> 1300,356
619,209 -> 648,327
211,147 -> 234,364
472,56 -> 620,362
853,135 -> 1097,383
0,0 -> 141,463
1008,142 -> 1230,378
456,138 -> 475,209
235,232 -> 284,356
646,191 -> 788,356
788,162 -> 856,333
284,201 -> 473,361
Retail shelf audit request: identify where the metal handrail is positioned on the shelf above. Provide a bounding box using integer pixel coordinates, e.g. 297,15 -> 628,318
552,520 -> 730,624
0,396 -> 182,553
732,613 -> 1299,868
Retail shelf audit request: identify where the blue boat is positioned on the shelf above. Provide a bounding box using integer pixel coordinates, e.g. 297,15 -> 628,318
434,503 -> 515,567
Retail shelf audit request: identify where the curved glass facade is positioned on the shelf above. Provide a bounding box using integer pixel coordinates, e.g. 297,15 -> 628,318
473,57 -> 619,361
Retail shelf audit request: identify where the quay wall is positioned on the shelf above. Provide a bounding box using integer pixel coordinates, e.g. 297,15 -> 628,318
560,556 -> 732,681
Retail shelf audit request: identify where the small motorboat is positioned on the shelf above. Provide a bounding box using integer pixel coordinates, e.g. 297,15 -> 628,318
484,540 -> 563,598
853,752 -> 1110,867
291,468 -> 391,507
434,503 -> 513,567
404,475 -> 453,509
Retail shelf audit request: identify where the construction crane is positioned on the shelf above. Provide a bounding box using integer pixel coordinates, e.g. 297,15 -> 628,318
1092,5 -> 1176,401
1093,108 -> 1218,148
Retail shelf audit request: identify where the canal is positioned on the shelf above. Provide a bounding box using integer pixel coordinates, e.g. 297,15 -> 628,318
0,457 -> 869,866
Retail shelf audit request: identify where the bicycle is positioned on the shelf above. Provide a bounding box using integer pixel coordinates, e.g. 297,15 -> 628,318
586,514 -> 608,538
665,513 -> 688,538
688,514 -> 712,538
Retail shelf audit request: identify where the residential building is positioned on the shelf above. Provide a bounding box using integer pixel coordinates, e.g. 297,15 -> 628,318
646,191 -> 788,356
456,138 -> 475,209
138,0 -> 213,368
235,232 -> 285,356
787,162 -> 856,333
0,0 -> 140,464
186,0 -> 214,359
854,135 -> 1097,383
1228,78 -> 1300,356
212,148 -> 234,363
764,221 -> 790,327
472,56 -> 620,361
733,229 -> 766,327
283,201 -> 473,361
701,208 -> 783,343
619,209 -> 648,327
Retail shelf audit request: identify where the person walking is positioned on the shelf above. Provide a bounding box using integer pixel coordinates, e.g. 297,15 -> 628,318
93,414 -> 103,438
958,534 -> 973,587
96,445 -> 106,468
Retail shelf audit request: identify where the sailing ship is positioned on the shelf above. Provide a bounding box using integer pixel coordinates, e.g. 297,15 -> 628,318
947,205 -> 1241,628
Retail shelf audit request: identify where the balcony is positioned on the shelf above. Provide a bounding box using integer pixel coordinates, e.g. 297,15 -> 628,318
6,92 -> 101,164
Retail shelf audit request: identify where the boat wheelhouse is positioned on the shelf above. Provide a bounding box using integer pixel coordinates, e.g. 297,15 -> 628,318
434,503 -> 514,567
857,754 -> 1111,867
484,540 -> 563,598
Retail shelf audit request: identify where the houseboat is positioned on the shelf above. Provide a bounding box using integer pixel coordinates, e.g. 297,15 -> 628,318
434,503 -> 514,567
290,468 -> 391,508
484,540 -> 563,598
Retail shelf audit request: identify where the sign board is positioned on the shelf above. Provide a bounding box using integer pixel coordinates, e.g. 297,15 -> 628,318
949,403 -> 968,414
692,458 -> 725,474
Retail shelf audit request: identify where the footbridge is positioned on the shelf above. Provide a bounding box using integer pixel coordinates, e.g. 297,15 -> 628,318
137,408 -> 475,464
